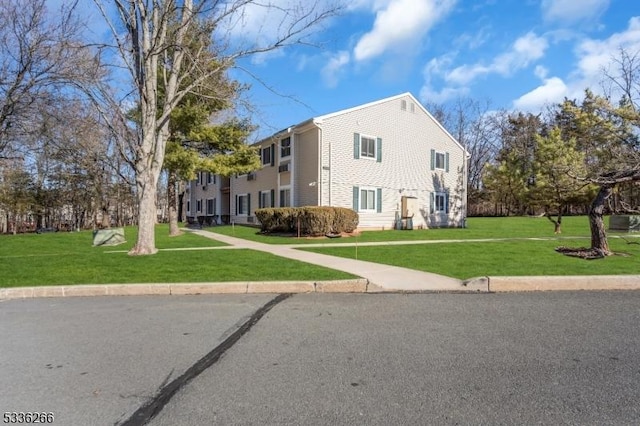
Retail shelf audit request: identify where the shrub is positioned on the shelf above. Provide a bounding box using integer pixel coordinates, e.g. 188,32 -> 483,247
255,206 -> 359,235
332,207 -> 359,233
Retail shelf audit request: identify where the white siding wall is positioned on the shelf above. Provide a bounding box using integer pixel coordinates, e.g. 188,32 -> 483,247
294,128 -> 319,207
320,94 -> 465,229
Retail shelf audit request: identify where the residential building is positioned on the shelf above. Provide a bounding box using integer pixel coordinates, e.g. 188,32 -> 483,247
183,171 -> 230,226
184,92 -> 468,229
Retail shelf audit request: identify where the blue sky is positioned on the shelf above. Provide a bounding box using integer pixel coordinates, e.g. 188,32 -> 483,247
70,0 -> 640,140
228,0 -> 640,139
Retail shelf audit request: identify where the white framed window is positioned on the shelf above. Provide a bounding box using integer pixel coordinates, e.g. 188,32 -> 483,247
186,200 -> 191,214
237,194 -> 249,215
431,192 -> 449,214
360,135 -> 376,159
259,190 -> 272,209
196,199 -> 202,213
206,198 -> 215,215
280,137 -> 291,158
196,173 -> 201,185
207,173 -> 214,184
359,187 -> 377,212
431,149 -> 449,171
262,146 -> 272,165
279,187 -> 291,207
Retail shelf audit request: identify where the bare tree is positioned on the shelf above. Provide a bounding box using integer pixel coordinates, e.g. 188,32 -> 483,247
0,0 -> 98,159
423,98 -> 500,215
91,0 -> 340,255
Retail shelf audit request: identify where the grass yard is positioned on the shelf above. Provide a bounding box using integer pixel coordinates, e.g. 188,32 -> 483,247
211,215 -> 597,244
300,237 -> 640,280
0,225 -> 355,287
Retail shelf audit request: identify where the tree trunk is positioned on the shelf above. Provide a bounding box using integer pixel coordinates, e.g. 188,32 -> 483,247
168,170 -> 181,236
130,174 -> 159,255
545,209 -> 562,234
588,185 -> 612,255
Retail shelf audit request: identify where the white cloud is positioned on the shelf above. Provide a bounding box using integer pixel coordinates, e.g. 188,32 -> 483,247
575,17 -> 640,82
512,17 -> 640,111
420,85 -> 469,104
541,0 -> 610,24
353,0 -> 457,61
445,32 -> 549,85
321,51 -> 351,88
221,0 -> 338,50
513,77 -> 568,111
534,65 -> 549,79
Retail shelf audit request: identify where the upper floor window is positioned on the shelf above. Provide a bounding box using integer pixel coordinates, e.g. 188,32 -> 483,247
430,149 -> 449,172
281,137 -> 291,158
262,146 -> 271,165
354,133 -> 382,162
361,136 -> 376,159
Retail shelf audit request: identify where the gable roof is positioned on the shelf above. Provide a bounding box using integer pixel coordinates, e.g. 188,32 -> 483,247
262,92 -> 467,154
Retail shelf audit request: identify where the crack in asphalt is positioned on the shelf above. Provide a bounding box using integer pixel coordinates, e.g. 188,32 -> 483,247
117,293 -> 292,426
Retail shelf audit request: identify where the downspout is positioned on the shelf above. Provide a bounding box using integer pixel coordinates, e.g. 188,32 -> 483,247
317,124 -> 324,205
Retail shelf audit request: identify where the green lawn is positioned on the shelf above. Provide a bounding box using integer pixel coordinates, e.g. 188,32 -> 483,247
212,216 -> 597,244
0,225 -> 355,287
300,237 -> 640,280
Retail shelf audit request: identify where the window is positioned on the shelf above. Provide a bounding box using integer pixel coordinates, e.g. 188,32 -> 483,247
207,173 -> 214,184
196,173 -> 201,184
262,147 -> 271,165
206,198 -> 215,215
352,186 -> 381,213
361,136 -> 376,159
401,99 -> 407,111
281,137 -> 291,158
279,188 -> 291,207
354,133 -> 381,162
196,199 -> 202,213
360,188 -> 376,212
237,194 -> 249,215
186,200 -> 191,214
430,149 -> 449,172
431,192 -> 449,214
259,190 -> 273,209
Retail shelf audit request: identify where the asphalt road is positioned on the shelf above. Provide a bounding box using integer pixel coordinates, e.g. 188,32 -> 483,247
2,292 -> 639,425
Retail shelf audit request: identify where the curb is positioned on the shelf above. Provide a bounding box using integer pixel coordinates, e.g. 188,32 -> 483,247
0,279 -> 371,301
464,275 -> 640,292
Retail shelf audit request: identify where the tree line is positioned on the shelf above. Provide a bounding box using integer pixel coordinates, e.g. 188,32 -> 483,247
0,0 -> 638,258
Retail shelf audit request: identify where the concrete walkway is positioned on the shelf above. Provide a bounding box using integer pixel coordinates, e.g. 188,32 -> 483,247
188,229 -> 465,292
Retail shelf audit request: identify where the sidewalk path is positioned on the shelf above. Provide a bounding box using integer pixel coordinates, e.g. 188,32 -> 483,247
189,229 -> 464,292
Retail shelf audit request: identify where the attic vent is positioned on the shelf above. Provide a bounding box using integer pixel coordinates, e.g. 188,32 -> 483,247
401,99 -> 407,111
410,103 -> 415,113
247,173 -> 256,181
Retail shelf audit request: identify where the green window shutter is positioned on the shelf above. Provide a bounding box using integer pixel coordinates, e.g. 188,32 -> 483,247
445,152 -> 450,172
258,193 -> 263,209
353,133 -> 360,159
270,144 -> 275,166
430,192 -> 434,214
430,149 -> 435,171
235,195 -> 238,215
376,138 -> 382,162
353,186 -> 359,211
376,188 -> 382,213
270,189 -> 275,207
445,193 -> 450,214
247,193 -> 251,215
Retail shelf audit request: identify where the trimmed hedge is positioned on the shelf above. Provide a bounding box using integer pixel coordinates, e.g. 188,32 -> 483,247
255,206 -> 359,236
